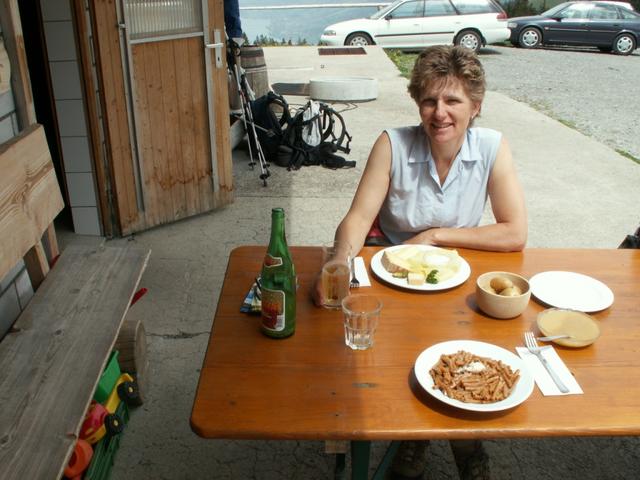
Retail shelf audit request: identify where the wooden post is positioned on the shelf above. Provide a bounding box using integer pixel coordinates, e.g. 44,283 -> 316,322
0,0 -> 36,128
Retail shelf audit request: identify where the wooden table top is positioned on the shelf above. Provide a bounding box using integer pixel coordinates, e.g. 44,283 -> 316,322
191,246 -> 640,441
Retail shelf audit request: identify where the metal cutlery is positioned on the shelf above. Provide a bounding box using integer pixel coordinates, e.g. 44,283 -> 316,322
524,331 -> 570,393
537,334 -> 571,342
349,256 -> 360,289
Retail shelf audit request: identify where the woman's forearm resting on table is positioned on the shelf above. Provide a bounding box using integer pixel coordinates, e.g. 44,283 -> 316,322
406,222 -> 527,252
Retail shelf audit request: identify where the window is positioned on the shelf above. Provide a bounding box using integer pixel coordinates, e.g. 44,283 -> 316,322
390,0 -> 425,18
450,0 -> 497,15
557,4 -> 592,20
425,0 -> 457,17
124,0 -> 203,40
620,8 -> 640,19
590,5 -> 620,20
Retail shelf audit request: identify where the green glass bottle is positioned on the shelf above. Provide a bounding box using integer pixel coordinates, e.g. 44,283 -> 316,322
260,208 -> 296,338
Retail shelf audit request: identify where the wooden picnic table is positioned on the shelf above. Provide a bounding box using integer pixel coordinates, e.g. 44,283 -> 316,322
191,246 -> 640,477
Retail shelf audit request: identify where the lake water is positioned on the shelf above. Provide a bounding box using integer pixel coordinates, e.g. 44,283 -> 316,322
240,1 -> 383,45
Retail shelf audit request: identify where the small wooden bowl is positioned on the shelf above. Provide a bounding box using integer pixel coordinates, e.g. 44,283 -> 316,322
476,271 -> 531,319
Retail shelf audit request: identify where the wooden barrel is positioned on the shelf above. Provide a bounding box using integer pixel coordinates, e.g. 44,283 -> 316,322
240,45 -> 270,99
114,316 -> 149,402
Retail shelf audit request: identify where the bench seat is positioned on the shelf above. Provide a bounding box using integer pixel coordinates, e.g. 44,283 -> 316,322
0,243 -> 149,479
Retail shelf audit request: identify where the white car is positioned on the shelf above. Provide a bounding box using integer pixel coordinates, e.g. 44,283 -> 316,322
320,0 -> 510,52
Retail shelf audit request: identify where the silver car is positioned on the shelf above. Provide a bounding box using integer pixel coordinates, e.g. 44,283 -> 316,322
320,0 -> 510,52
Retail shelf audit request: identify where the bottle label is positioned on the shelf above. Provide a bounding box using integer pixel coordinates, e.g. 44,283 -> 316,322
261,287 -> 286,332
263,254 -> 283,268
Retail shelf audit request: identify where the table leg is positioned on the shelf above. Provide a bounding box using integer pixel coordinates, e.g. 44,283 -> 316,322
372,441 -> 400,480
350,440 -> 371,480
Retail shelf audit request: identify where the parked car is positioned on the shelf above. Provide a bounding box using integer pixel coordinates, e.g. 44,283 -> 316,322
508,1 -> 640,55
320,0 -> 510,52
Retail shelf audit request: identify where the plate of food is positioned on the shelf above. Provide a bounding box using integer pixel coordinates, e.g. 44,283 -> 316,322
370,245 -> 471,291
529,271 -> 614,312
414,340 -> 534,412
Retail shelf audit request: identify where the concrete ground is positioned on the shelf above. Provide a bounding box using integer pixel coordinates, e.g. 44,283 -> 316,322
78,46 -> 640,479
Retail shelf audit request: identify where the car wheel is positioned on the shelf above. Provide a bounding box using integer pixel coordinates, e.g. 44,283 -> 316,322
519,27 -> 542,49
118,380 -> 143,406
345,33 -> 373,46
105,413 -> 124,436
613,33 -> 635,55
455,30 -> 482,53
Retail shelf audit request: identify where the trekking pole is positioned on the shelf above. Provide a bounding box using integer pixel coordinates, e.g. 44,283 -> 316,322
232,63 -> 257,169
240,74 -> 270,187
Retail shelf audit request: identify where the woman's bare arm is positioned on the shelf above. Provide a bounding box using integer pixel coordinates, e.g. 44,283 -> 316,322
334,133 -> 393,256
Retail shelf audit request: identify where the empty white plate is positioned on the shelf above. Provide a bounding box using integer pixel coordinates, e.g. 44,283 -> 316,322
529,271 -> 614,312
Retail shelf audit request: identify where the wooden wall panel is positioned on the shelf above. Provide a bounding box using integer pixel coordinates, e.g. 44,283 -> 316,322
173,39 -> 199,217
157,40 -> 187,220
91,0 -> 141,235
210,0 -> 233,204
188,38 -> 213,212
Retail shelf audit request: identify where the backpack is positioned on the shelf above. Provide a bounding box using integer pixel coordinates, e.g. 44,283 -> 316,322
249,91 -> 292,165
278,100 -> 355,170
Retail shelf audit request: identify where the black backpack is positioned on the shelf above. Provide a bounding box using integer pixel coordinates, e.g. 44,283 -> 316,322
249,91 -> 292,165
279,100 -> 355,170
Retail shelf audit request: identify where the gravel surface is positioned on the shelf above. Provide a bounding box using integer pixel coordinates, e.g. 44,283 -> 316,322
480,45 -> 640,162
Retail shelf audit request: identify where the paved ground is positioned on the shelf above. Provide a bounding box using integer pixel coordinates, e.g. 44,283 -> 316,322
85,46 -> 640,479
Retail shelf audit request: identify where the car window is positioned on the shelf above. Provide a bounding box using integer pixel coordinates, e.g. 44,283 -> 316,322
557,3 -> 592,19
450,0 -> 498,14
389,0 -> 425,18
590,4 -> 620,19
424,0 -> 457,16
619,8 -> 640,19
370,0 -> 404,19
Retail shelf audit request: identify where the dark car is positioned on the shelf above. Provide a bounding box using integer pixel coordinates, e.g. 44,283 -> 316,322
508,1 -> 640,55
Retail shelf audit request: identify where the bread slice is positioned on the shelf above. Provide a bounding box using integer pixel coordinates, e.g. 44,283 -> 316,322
381,246 -> 422,274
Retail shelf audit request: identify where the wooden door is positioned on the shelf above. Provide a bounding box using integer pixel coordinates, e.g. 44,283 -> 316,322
91,0 -> 233,235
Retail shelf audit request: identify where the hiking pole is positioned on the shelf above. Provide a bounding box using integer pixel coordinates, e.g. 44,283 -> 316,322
232,62 -> 257,170
237,66 -> 270,186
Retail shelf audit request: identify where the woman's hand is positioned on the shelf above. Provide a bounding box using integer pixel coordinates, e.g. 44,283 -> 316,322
311,273 -> 324,307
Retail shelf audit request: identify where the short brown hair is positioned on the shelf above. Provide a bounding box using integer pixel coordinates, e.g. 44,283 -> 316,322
407,45 -> 486,105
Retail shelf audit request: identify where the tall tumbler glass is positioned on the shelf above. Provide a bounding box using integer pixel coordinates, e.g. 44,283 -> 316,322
321,241 -> 351,309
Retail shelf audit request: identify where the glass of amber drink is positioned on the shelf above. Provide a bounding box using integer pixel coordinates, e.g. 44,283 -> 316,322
321,241 -> 351,309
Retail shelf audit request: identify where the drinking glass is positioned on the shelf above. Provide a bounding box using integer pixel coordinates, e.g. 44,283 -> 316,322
321,241 -> 351,309
341,294 -> 382,350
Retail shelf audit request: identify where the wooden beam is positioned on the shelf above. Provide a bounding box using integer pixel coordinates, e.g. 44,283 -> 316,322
23,240 -> 49,289
0,0 -> 36,128
72,0 -> 115,237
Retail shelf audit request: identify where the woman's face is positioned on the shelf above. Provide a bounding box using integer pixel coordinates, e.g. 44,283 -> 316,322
418,76 -> 481,147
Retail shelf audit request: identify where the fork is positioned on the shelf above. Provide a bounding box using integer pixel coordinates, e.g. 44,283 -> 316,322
349,256 -> 360,289
524,331 -> 569,393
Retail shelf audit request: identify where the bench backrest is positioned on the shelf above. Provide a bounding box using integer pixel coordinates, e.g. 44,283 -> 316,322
0,124 -> 64,281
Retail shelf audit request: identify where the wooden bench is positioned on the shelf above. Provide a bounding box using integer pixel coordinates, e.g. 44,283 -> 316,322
0,125 -> 150,479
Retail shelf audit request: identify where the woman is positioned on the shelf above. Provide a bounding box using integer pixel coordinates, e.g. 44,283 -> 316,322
332,45 -> 526,259
317,46 -> 527,479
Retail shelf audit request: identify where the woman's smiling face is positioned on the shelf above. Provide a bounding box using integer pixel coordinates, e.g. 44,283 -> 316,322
418,76 -> 481,147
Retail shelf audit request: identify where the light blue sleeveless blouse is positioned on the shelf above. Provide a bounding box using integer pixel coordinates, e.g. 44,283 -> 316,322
378,126 -> 502,245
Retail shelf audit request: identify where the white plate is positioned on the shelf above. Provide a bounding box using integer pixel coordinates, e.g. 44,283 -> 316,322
414,340 -> 534,412
370,245 -> 471,291
529,271 -> 614,312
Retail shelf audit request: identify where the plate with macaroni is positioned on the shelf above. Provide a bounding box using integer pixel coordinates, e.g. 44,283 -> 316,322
414,340 -> 534,412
